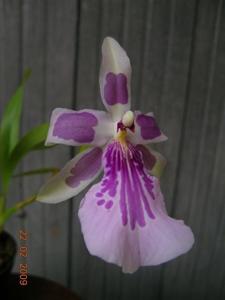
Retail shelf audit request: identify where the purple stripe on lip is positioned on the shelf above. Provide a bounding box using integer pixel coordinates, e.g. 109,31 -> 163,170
136,114 -> 161,140
104,72 -> 128,105
96,140 -> 155,230
53,112 -> 98,143
66,147 -> 102,188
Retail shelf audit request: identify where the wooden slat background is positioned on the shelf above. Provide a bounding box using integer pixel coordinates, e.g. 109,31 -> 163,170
1,0 -> 225,299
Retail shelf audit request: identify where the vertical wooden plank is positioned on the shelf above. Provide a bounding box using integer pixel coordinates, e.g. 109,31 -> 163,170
44,0 -> 77,285
21,0 -> 48,278
160,1 -> 225,299
75,0 -> 102,111
21,0 -> 78,285
0,0 -> 22,105
203,55 -> 225,298
187,1 -> 225,299
0,0 -> 23,273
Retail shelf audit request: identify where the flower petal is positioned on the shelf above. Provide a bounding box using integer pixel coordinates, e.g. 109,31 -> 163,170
79,141 -> 194,273
46,108 -> 113,146
128,111 -> 167,145
99,37 -> 131,121
37,147 -> 103,204
136,144 -> 167,178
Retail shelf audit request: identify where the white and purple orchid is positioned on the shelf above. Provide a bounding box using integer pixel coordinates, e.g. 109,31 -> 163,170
37,37 -> 194,273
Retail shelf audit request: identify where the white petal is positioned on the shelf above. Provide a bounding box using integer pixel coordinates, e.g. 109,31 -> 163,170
128,111 -> 167,145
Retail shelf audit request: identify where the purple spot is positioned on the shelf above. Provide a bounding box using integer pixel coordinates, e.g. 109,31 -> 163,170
97,199 -> 105,206
136,114 -> 161,140
105,200 -> 113,209
66,148 -> 102,187
102,179 -> 108,185
53,112 -> 98,143
96,192 -> 103,197
104,72 -> 128,105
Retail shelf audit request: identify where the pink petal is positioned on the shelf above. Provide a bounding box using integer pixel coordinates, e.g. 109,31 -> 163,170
46,108 -> 113,146
79,141 -> 194,273
128,111 -> 168,145
37,147 -> 103,204
99,37 -> 131,121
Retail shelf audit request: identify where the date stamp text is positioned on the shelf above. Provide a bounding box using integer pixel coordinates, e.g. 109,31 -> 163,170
19,230 -> 28,286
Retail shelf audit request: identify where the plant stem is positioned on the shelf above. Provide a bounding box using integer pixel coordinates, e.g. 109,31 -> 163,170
14,194 -> 37,211
0,194 -> 37,232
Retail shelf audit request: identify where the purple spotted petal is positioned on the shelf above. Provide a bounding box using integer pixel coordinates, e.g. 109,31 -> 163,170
127,112 -> 168,145
79,140 -> 194,273
37,147 -> 103,204
136,114 -> 161,140
104,73 -> 128,105
46,108 -> 114,146
100,37 -> 131,120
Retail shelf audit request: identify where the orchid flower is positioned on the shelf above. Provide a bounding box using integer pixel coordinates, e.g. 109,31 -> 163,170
37,37 -> 194,273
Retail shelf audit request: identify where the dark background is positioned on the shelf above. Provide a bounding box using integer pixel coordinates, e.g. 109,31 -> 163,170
1,0 -> 225,299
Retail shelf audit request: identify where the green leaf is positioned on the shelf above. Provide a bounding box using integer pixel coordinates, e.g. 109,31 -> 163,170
0,69 -> 31,155
0,69 -> 31,192
10,123 -> 50,169
14,167 -> 59,178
